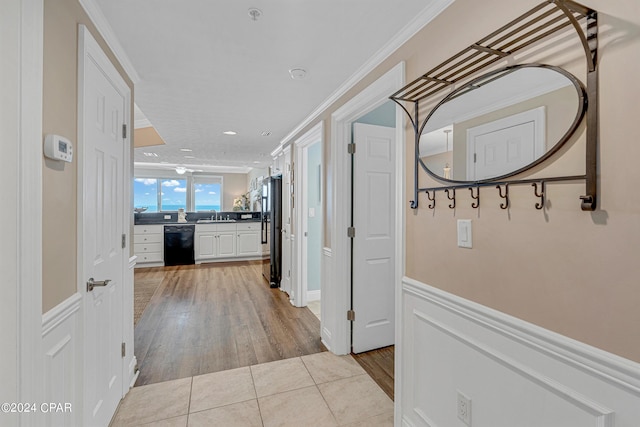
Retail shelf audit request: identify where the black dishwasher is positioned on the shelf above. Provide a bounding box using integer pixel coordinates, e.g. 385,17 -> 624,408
164,225 -> 195,266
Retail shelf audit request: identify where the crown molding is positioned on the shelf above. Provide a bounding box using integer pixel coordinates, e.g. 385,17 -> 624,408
276,0 -> 455,151
78,0 -> 140,84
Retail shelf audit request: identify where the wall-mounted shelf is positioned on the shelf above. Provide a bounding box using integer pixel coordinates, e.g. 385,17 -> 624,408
390,0 -> 598,211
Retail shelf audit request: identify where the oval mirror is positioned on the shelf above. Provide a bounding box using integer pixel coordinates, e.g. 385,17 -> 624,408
418,64 -> 586,183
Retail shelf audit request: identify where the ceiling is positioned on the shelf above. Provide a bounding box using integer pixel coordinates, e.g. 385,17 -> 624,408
89,0 -> 447,172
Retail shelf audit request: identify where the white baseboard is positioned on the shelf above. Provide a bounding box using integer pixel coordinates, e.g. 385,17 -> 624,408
42,293 -> 83,427
400,276 -> 640,427
307,290 -> 321,302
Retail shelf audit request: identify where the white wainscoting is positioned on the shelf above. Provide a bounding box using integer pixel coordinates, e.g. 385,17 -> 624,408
41,292 -> 82,427
321,247 -> 334,351
400,277 -> 640,427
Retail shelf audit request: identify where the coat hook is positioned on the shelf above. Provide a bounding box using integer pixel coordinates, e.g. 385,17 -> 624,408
445,188 -> 456,209
425,190 -> 435,209
496,184 -> 509,209
469,186 -> 480,209
532,182 -> 545,210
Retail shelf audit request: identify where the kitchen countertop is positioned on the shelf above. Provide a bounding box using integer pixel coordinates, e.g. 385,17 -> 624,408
134,211 -> 262,226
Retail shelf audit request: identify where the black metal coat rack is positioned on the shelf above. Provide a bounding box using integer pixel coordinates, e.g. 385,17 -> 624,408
390,0 -> 598,211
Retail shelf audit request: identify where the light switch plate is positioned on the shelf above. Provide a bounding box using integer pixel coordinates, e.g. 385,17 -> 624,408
164,215 -> 171,219
457,219 -> 472,248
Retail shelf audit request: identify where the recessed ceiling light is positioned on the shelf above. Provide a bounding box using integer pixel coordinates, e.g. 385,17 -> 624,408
223,130 -> 237,135
179,148 -> 192,152
184,155 -> 195,159
260,131 -> 272,136
143,152 -> 158,157
289,68 -> 307,80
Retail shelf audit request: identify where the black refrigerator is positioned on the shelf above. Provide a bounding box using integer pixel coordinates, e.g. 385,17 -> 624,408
261,176 -> 282,288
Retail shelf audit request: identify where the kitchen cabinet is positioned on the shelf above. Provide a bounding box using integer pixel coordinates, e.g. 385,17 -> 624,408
195,223 -> 237,261
134,225 -> 164,266
236,222 -> 261,256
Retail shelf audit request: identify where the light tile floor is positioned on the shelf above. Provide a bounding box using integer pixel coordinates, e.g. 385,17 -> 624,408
110,352 -> 393,427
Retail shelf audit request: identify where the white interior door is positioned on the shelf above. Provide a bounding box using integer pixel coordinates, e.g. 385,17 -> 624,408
80,27 -> 126,427
280,148 -> 293,298
352,123 -> 395,354
467,107 -> 545,180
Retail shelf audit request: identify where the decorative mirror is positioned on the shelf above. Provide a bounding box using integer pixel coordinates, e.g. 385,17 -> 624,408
390,0 -> 599,211
418,65 -> 586,183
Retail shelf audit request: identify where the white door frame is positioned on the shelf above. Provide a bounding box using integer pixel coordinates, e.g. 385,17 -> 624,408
1,1 -> 44,425
77,24 -> 132,423
294,122 -> 323,308
329,61 -> 406,354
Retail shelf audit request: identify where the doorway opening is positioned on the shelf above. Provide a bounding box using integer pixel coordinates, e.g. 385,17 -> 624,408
328,62 -> 405,358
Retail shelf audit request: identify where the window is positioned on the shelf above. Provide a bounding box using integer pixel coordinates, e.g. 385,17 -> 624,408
134,175 -> 223,212
160,179 -> 187,211
193,176 -> 222,211
133,178 -> 159,212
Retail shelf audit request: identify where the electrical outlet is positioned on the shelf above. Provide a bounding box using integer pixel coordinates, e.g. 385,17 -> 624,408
457,391 -> 472,426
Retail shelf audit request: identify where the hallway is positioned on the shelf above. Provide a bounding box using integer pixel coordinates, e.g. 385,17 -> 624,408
134,261 -> 324,386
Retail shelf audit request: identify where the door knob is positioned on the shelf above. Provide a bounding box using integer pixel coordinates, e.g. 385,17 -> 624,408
87,277 -> 111,292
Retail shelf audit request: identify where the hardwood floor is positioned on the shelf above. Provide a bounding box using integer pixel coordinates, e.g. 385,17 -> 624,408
133,261 -> 324,386
352,346 -> 395,400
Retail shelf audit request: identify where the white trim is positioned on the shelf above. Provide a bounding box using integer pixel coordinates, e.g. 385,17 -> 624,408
78,0 -> 140,84
400,277 -> 640,426
275,0 -> 454,151
402,277 -> 640,393
2,1 -> 45,424
330,62 -> 405,356
294,122 -> 324,308
42,293 -> 82,337
307,290 -> 321,302
41,294 -> 83,427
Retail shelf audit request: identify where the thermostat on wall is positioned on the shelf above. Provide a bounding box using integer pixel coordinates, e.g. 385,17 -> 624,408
44,134 -> 73,162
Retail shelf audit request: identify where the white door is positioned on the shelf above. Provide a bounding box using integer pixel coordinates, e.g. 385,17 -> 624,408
467,107 -> 545,180
352,123 -> 396,353
80,29 -> 126,426
280,148 -> 293,297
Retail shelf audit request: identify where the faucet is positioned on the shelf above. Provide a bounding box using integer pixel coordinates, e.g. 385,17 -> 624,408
210,210 -> 217,221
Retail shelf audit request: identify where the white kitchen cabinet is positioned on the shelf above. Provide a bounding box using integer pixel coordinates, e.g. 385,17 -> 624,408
195,223 -> 237,261
134,225 -> 164,266
236,222 -> 261,256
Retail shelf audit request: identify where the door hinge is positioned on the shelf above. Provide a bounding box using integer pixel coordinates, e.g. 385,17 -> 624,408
122,124 -> 127,139
347,227 -> 355,238
121,342 -> 126,358
122,233 -> 126,249
347,310 -> 355,321
347,143 -> 356,154
473,153 -> 477,163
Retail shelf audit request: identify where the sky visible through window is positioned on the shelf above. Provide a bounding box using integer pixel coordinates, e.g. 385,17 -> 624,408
160,179 -> 187,211
134,177 -> 221,212
133,178 -> 158,212
194,182 -> 221,211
